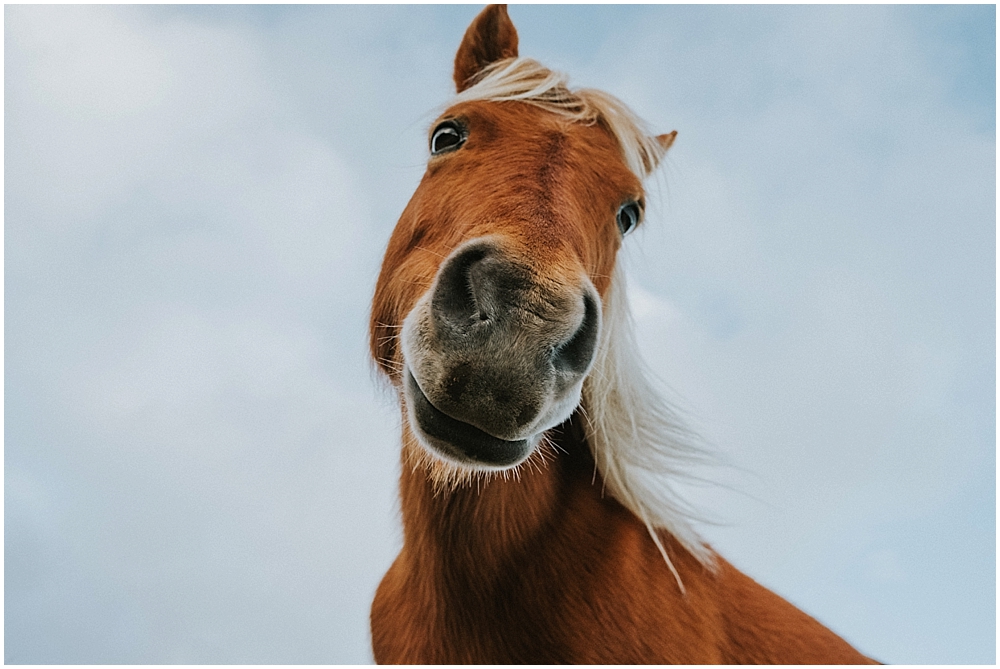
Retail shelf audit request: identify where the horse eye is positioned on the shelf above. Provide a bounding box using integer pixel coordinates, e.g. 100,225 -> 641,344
430,121 -> 465,155
617,202 -> 641,236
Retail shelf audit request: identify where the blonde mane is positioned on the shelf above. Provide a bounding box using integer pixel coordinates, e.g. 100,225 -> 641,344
453,57 -> 667,179
453,58 -> 716,577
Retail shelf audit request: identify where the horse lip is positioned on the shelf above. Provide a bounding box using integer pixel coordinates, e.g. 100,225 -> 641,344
404,370 -> 533,468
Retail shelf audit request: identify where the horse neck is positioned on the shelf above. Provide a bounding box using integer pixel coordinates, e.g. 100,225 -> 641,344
396,413 -> 597,584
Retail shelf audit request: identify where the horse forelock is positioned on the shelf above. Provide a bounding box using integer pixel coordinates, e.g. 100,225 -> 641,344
452,57 -> 667,181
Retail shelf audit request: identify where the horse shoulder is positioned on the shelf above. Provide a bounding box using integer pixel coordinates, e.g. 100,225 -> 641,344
713,558 -> 880,663
524,478 -> 730,663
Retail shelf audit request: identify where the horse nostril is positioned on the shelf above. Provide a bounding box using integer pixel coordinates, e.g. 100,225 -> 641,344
431,245 -> 489,327
431,242 -> 532,330
552,291 -> 600,375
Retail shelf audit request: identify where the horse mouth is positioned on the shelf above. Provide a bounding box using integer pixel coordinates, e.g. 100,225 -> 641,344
404,371 -> 535,468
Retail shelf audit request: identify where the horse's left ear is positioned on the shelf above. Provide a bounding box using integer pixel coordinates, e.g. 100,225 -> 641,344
643,131 -> 677,173
454,5 -> 519,92
657,131 -> 678,153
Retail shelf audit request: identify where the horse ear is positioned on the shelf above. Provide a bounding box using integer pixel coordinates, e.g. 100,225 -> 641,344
657,131 -> 678,153
642,131 -> 677,174
454,5 -> 519,92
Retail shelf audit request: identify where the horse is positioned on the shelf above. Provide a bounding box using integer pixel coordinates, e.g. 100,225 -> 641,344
368,5 -> 877,664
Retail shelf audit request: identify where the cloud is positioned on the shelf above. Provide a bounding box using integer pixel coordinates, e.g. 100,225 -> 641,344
6,6 -> 401,663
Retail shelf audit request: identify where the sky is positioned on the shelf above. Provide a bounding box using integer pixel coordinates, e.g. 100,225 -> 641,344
4,4 -> 994,664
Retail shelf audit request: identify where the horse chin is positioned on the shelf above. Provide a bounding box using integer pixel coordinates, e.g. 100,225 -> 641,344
403,369 -> 541,470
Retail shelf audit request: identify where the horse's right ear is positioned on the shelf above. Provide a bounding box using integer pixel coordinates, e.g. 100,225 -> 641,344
454,5 -> 519,92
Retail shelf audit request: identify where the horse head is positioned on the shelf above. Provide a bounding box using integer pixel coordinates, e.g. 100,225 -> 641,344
371,5 -> 676,479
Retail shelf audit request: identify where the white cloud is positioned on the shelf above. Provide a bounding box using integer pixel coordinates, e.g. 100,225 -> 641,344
6,6 -> 401,663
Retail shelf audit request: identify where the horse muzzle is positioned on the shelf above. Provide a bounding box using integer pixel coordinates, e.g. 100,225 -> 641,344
400,238 -> 601,468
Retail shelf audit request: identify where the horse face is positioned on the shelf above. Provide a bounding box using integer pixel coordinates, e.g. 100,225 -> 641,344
369,5 -> 654,472
372,98 -> 643,470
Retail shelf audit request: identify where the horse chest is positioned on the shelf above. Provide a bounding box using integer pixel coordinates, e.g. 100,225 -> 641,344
371,518 -> 728,663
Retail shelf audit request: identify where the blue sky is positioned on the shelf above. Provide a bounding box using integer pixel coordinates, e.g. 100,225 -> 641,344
5,5 -> 994,663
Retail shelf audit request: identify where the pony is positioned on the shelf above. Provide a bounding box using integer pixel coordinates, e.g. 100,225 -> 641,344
369,5 -> 877,663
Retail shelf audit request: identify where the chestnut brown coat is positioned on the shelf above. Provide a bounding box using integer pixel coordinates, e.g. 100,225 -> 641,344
369,5 -> 877,664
